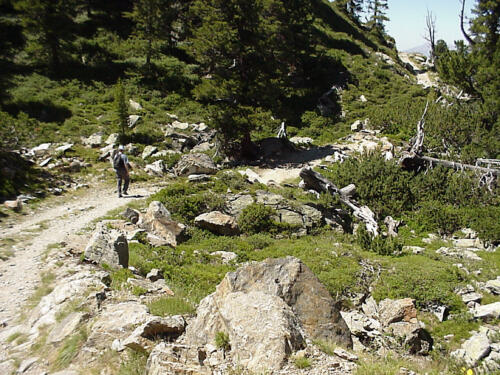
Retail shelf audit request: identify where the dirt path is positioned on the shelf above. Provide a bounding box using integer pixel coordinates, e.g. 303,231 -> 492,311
0,182 -> 158,324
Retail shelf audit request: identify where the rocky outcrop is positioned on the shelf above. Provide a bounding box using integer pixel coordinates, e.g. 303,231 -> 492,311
174,153 -> 218,176
194,211 -> 239,236
452,326 -> 500,372
185,257 -> 352,362
139,201 -> 185,247
84,222 -> 129,269
342,297 -> 432,355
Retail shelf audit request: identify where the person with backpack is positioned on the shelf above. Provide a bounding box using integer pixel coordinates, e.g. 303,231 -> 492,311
112,145 -> 131,197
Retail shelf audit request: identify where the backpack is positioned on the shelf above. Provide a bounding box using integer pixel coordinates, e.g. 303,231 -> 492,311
113,152 -> 125,170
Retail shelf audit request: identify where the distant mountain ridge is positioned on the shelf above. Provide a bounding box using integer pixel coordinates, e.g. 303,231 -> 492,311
403,43 -> 429,56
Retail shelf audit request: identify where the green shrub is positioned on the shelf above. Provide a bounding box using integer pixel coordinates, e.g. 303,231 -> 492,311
149,182 -> 225,222
238,203 -> 276,235
293,356 -> 312,369
215,331 -> 230,351
356,225 -> 402,256
372,255 -> 466,312
322,153 -> 414,218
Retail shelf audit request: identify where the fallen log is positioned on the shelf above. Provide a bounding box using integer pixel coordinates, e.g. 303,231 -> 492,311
299,167 -> 379,236
399,102 -> 499,177
421,156 -> 499,177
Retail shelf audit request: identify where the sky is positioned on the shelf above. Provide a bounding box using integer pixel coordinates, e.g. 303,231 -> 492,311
384,0 -> 475,51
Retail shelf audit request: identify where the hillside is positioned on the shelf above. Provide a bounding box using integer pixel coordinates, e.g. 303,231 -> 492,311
0,1 -> 499,375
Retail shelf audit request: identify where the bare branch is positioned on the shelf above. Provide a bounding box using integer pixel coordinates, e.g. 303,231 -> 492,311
460,0 -> 475,45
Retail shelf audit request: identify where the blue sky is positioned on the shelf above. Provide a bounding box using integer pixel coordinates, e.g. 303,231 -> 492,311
384,0 -> 475,50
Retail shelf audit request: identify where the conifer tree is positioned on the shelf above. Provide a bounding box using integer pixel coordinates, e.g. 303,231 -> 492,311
13,0 -> 77,72
125,0 -> 179,68
187,0 -> 316,156
367,0 -> 389,31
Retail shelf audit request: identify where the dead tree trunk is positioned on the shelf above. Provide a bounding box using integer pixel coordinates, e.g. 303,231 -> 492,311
299,167 -> 379,236
421,156 -> 500,176
399,102 -> 499,176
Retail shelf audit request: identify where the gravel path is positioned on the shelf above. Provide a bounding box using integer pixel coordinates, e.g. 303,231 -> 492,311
0,183 -> 157,324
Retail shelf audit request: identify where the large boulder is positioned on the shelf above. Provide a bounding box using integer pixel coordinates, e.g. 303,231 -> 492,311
84,222 -> 129,268
139,201 -> 185,247
194,211 -> 239,236
185,257 -> 352,360
174,153 -> 218,176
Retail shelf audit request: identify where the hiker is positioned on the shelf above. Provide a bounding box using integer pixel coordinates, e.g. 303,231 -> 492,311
112,145 -> 131,197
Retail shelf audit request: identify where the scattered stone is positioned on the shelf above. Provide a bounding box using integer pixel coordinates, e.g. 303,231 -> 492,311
84,221 -> 129,269
174,153 -> 218,176
17,357 -> 38,373
359,95 -> 367,102
211,251 -> 238,264
453,238 -> 482,248
39,157 -> 52,167
129,99 -> 143,111
485,278 -> 500,295
403,246 -> 425,254
145,160 -> 166,176
239,169 -> 266,184
453,331 -> 491,366
474,302 -> 500,321
378,298 -> 417,326
461,292 -> 482,304
192,122 -> 208,132
191,142 -> 212,153
82,132 -> 103,148
122,208 -> 140,224
194,211 -> 239,236
142,145 -> 158,160
123,316 -> 186,351
171,120 -> 190,130
146,268 -> 163,282
188,174 -> 210,182
351,120 -> 364,132
31,143 -> 51,155
105,133 -> 119,145
290,136 -> 313,146
185,257 -> 352,358
55,143 -> 73,154
4,199 -> 22,212
128,115 -> 141,128
333,348 -> 358,362
139,201 -> 185,247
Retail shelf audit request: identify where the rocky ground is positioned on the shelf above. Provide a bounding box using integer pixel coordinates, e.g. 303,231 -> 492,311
0,107 -> 499,374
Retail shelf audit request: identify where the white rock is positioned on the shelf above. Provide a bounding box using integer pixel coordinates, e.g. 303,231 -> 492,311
474,302 -> 500,320
129,99 -> 142,111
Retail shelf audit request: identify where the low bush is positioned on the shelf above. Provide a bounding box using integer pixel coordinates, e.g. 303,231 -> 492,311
238,203 -> 277,235
372,255 -> 466,312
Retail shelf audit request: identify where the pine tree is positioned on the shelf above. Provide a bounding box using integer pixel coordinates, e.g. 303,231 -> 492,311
13,0 -> 77,72
367,0 -> 389,31
341,0 -> 365,21
187,0 -> 316,156
125,0 -> 180,68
